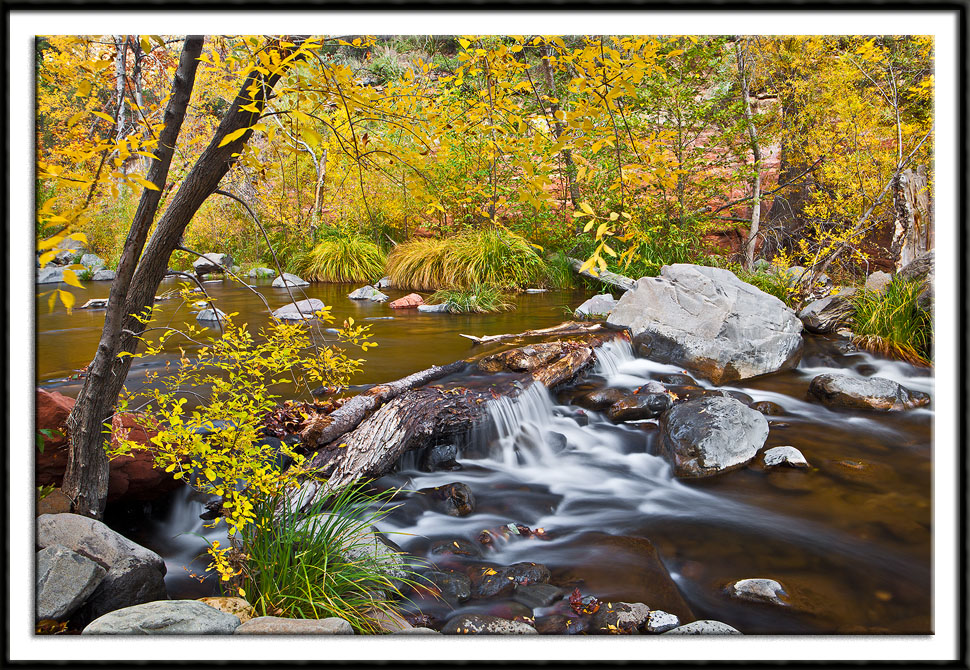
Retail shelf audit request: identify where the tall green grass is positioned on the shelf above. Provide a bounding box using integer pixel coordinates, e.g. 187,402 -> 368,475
430,284 -> 512,314
734,267 -> 799,308
301,235 -> 387,283
232,482 -> 425,633
387,229 -> 547,291
852,277 -> 932,366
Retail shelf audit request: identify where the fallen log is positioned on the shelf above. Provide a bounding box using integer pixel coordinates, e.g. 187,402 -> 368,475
282,335 -> 620,515
459,321 -> 602,345
567,257 -> 637,292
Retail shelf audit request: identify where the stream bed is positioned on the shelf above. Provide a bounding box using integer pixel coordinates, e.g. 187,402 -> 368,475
37,276 -> 932,634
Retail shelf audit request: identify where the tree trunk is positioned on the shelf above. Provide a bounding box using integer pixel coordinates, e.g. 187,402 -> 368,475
736,40 -> 763,270
64,36 -> 303,518
566,256 -> 636,291
890,167 -> 931,271
540,46 -> 581,209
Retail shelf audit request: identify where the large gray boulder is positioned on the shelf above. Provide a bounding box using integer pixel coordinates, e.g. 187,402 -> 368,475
441,614 -> 538,635
272,272 -> 310,288
865,270 -> 893,294
37,266 -> 65,284
82,600 -> 240,635
808,373 -> 931,411
36,545 -> 107,621
192,253 -> 233,275
92,269 -> 116,281
347,285 -> 389,302
659,396 -> 769,478
80,253 -> 105,270
272,298 -> 326,321
607,265 -> 803,384
574,293 -> 618,319
196,308 -> 227,322
663,620 -> 742,634
898,250 -> 934,311
798,288 -> 857,334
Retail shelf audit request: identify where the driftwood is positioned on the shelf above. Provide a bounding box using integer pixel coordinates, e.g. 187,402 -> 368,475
460,321 -> 602,345
567,257 -> 637,292
281,334 -> 621,515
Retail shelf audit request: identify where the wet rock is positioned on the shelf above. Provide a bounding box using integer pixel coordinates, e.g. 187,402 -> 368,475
417,303 -> 451,313
247,267 -> 276,278
657,373 -> 697,386
425,570 -> 471,603
471,562 -> 551,599
420,482 -> 476,517
505,562 -> 551,587
80,253 -> 105,270
643,609 -> 680,633
37,266 -> 65,284
92,269 -> 116,281
607,264 -> 803,384
535,613 -> 590,634
513,583 -> 564,609
725,578 -> 791,607
375,276 -> 392,289
478,342 -> 567,374
607,393 -> 671,422
798,289 -> 857,334
36,544 -> 107,621
192,253 -> 233,275
430,538 -> 482,558
763,446 -> 810,469
765,469 -> 816,494
80,298 -> 109,309
636,380 -> 667,395
347,285 -> 389,302
660,396 -> 769,478
389,293 -> 424,309
272,298 -> 326,321
234,616 -> 353,634
574,294 -> 618,319
751,400 -> 785,416
82,600 -> 239,635
197,597 -> 255,624
808,373 -> 930,411
590,602 -> 651,634
664,384 -> 712,404
544,431 -> 568,453
574,387 -> 628,411
272,272 -> 310,288
196,308 -> 227,322
663,620 -> 742,635
441,614 -> 537,635
421,443 -> 461,471
865,270 -> 893,294
719,389 -> 754,405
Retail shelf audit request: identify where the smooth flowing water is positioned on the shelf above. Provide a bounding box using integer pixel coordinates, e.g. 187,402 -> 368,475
37,277 -> 932,634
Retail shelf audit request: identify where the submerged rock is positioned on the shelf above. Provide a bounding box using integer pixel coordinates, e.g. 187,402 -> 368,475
763,446 -> 810,469
441,614 -> 537,635
725,578 -> 790,607
430,538 -> 482,558
83,600 -> 240,635
574,293 -> 618,319
36,544 -> 106,621
272,272 -> 310,288
606,264 -> 803,384
348,285 -> 389,302
660,396 -> 769,478
272,298 -> 326,321
808,373 -> 930,411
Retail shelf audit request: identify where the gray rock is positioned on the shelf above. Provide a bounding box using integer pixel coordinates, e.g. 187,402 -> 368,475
590,602 -> 651,633
272,272 -> 310,288
421,443 -> 460,471
196,308 -> 227,322
77,555 -> 169,624
375,276 -> 393,289
247,267 -> 277,278
82,600 -> 239,635
37,266 -> 65,284
524,288 -> 547,293
865,270 -> 893,294
36,514 -> 165,573
663,620 -> 742,634
425,570 -> 472,603
441,614 -> 538,635
80,298 -> 109,309
234,616 -> 353,634
725,578 -> 790,607
898,250 -> 934,310
36,545 -> 107,621
192,253 -> 233,275
643,610 -> 680,633
798,289 -> 857,334
660,396 -> 769,478
513,583 -> 564,609
417,303 -> 451,313
763,446 -> 810,469
808,373 -> 930,411
80,254 -> 105,270
419,482 -> 475,517
91,269 -> 116,281
392,627 -> 441,634
607,265 -> 803,384
272,298 -> 326,321
230,265 -> 241,274
574,293 -> 618,319
347,285 -> 389,302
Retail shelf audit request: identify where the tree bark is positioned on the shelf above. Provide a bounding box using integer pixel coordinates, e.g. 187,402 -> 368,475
460,321 -> 602,345
540,46 -> 581,209
736,39 -> 763,270
566,256 -> 636,291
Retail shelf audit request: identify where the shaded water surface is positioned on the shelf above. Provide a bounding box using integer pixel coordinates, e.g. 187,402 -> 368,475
38,278 -> 931,634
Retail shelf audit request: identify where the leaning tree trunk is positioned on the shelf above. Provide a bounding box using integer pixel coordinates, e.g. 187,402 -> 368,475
64,36 -> 303,518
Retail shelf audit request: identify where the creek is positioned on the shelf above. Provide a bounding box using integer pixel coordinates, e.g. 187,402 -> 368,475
36,276 -> 932,634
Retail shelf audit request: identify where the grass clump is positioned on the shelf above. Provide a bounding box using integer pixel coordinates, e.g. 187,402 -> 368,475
387,228 -> 547,291
543,251 -> 576,290
852,277 -> 932,365
430,284 -> 512,314
302,235 -> 387,283
230,483 -> 423,634
734,266 -> 799,308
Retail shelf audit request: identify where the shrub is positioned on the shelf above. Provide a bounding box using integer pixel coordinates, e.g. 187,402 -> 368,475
852,277 -> 932,365
387,228 -> 547,291
302,235 -> 387,283
734,267 -> 800,308
430,284 -> 512,314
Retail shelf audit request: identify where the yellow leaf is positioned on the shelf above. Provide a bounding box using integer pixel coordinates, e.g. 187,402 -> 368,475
205,468 -> 216,481
583,221 -> 595,233
92,111 -> 115,124
133,177 -> 161,191
39,249 -> 58,267
59,289 -> 76,313
218,127 -> 248,148
580,202 -> 594,215
76,80 -> 92,97
68,111 -> 85,126
62,268 -> 83,288
459,38 -> 471,50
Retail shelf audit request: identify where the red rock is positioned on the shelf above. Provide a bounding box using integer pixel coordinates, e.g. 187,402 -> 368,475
389,293 -> 425,309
